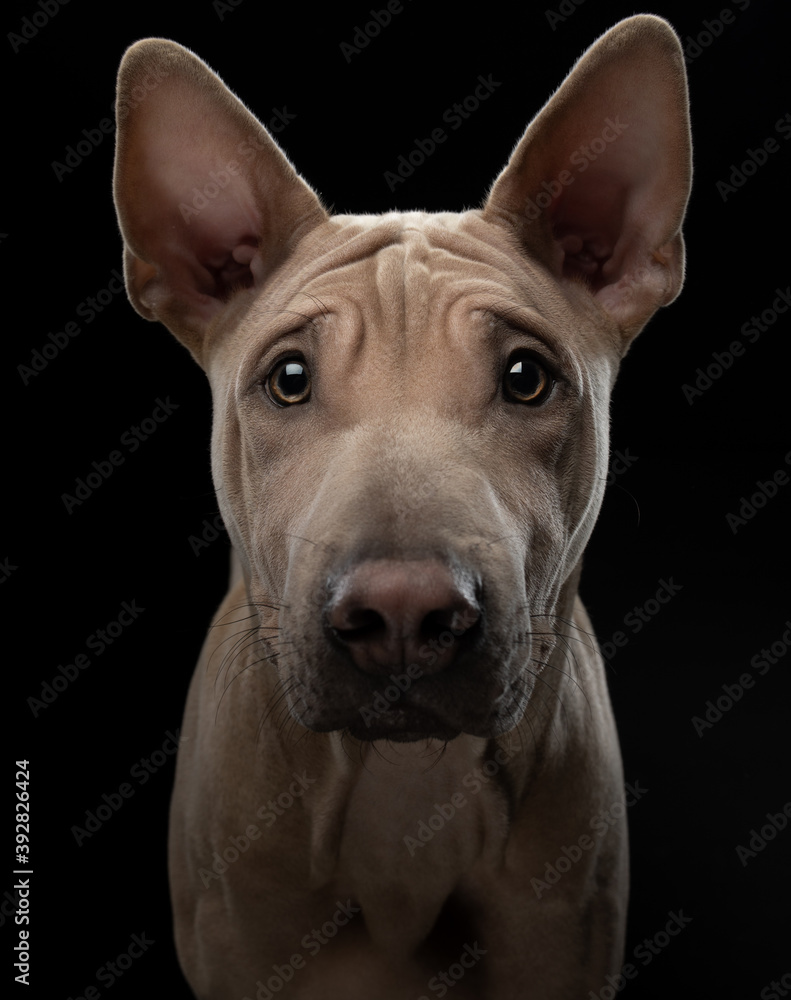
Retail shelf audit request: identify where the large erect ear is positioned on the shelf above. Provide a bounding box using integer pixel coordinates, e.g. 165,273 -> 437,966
113,39 -> 328,362
482,15 -> 691,345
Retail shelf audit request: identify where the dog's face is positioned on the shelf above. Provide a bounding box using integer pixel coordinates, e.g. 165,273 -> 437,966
114,16 -> 690,741
206,212 -> 619,740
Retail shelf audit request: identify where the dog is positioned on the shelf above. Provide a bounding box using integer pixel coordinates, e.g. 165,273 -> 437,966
113,14 -> 691,998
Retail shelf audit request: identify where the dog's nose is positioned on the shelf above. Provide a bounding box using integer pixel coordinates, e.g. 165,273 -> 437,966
326,560 -> 481,675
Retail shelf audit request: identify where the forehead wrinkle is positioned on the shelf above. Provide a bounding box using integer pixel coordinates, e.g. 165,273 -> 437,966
357,229 -> 437,360
396,226 -> 498,347
371,241 -> 409,355
401,232 -> 432,347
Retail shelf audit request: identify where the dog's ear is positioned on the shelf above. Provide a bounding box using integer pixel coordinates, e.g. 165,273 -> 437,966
113,39 -> 327,363
482,15 -> 691,347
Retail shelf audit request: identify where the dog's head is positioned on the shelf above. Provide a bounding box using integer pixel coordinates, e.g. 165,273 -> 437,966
113,16 -> 691,742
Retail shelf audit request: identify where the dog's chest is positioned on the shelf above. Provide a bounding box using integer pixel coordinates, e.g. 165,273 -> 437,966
320,743 -> 510,954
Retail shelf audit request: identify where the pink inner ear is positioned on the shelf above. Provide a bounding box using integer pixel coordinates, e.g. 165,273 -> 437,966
114,39 -> 329,352
123,74 -> 265,306
553,171 -> 627,285
521,94 -> 687,328
483,16 -> 691,335
538,104 -> 674,295
169,196 -> 262,300
114,41 -> 326,334
549,153 -> 682,324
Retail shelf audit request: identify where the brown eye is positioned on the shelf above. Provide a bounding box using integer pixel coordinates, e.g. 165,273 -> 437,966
266,358 -> 311,406
503,356 -> 552,404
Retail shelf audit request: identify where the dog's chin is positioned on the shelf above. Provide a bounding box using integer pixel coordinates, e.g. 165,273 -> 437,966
294,701 -> 461,743
347,711 -> 462,744
292,694 -> 522,742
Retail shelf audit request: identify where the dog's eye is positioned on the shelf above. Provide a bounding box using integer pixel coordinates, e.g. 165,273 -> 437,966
503,356 -> 552,404
266,358 -> 312,406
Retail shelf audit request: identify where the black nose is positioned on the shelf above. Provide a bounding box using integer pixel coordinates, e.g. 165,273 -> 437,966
325,559 -> 481,675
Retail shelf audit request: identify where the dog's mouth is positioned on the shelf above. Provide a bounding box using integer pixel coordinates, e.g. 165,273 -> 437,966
283,644 -> 524,742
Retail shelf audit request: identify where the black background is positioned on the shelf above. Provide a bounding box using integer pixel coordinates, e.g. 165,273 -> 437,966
5,0 -> 790,997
